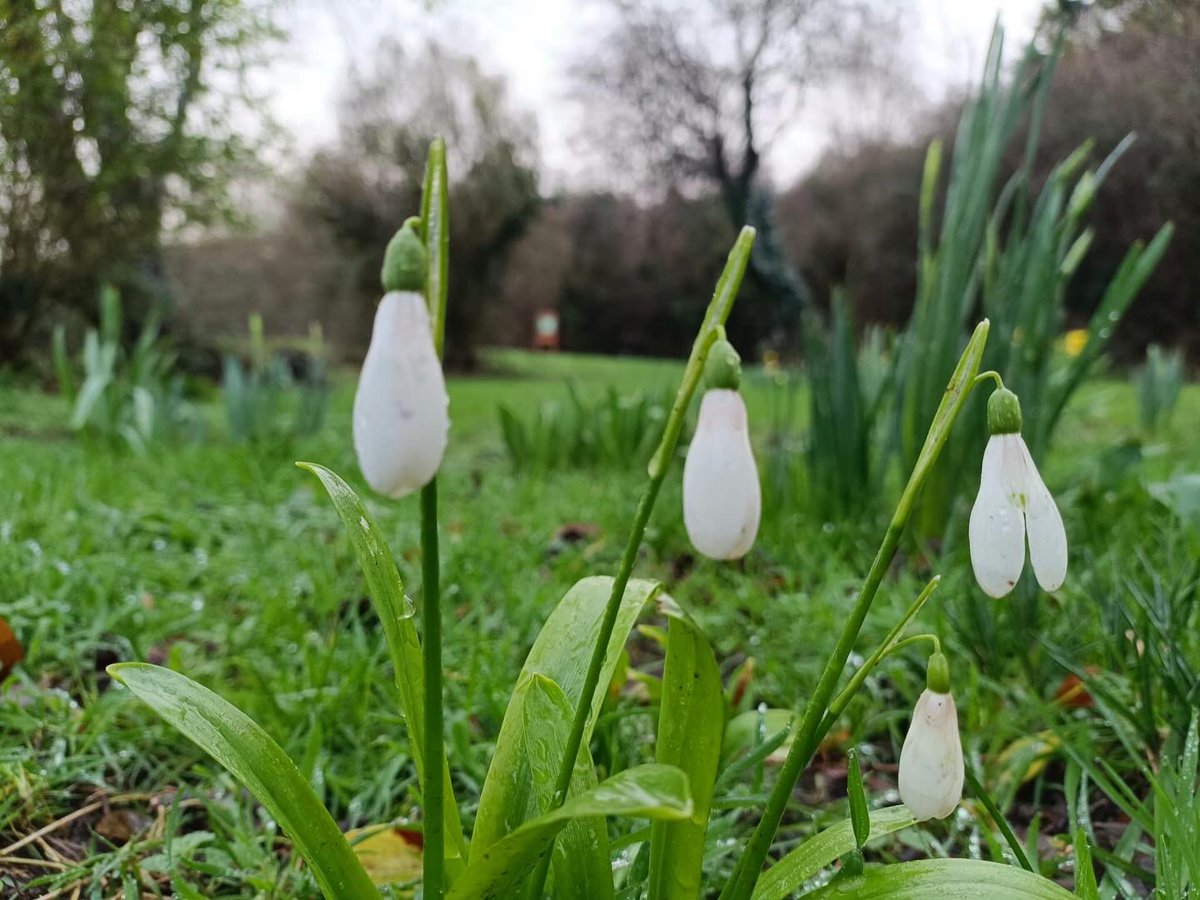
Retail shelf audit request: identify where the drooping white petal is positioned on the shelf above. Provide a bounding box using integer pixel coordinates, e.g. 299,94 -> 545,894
898,689 -> 964,821
1020,440 -> 1068,592
352,291 -> 450,498
682,389 -> 761,560
969,434 -> 1027,598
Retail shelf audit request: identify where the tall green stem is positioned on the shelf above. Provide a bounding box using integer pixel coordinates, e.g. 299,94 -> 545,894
420,136 -> 450,899
720,320 -> 990,900
526,227 -> 755,899
420,480 -> 445,898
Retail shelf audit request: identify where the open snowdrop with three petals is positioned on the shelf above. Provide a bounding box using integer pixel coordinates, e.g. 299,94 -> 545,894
682,338 -> 760,560
353,222 -> 450,499
969,387 -> 1067,598
898,653 -> 964,821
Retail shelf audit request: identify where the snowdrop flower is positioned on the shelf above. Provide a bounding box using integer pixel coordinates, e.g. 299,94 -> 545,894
353,222 -> 449,498
968,387 -> 1067,597
898,652 -> 964,821
683,338 -> 761,560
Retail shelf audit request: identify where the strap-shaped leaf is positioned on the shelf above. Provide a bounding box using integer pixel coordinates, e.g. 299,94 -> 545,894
802,858 -> 1078,898
752,806 -> 917,900
472,576 -> 660,856
523,674 -> 612,899
109,663 -> 378,900
648,596 -> 725,900
297,462 -> 467,874
448,764 -> 692,900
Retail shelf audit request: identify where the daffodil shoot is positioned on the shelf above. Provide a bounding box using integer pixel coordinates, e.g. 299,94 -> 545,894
968,387 -> 1068,597
353,223 -> 450,499
683,338 -> 761,560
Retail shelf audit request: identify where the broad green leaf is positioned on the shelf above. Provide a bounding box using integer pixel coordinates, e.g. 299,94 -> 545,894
648,598 -> 725,900
472,576 -> 660,856
523,674 -> 613,899
751,806 -> 917,900
297,462 -> 467,875
448,764 -> 692,900
108,663 -> 379,900
802,858 -> 1078,898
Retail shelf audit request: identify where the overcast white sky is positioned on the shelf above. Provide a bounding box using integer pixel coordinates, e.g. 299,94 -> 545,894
265,0 -> 1047,189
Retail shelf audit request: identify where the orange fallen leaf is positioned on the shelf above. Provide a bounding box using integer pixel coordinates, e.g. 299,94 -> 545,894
0,617 -> 23,682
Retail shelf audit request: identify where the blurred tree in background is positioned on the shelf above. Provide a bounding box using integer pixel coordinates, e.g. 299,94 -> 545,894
0,0 -> 277,366
571,0 -> 908,346
300,39 -> 539,369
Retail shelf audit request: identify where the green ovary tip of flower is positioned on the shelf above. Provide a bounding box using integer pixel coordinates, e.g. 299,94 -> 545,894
986,387 -> 1022,435
704,337 -> 742,391
381,217 -> 428,293
926,651 -> 951,694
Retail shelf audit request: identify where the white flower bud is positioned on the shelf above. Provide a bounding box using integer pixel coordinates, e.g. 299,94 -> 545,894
898,689 -> 964,821
682,389 -> 760,560
352,291 -> 449,498
968,433 -> 1067,598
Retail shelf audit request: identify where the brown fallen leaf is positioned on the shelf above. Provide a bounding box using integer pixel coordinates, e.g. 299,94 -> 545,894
94,808 -> 153,844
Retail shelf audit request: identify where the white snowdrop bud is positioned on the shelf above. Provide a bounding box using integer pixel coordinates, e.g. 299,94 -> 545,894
898,684 -> 964,822
682,388 -> 761,560
352,291 -> 449,498
968,389 -> 1067,598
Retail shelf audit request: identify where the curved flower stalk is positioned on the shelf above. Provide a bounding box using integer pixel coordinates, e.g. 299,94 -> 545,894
968,386 -> 1067,597
683,337 -> 761,560
898,652 -> 964,821
352,221 -> 450,498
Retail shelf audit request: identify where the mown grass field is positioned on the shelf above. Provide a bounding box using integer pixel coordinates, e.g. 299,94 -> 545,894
2,351 -> 1198,897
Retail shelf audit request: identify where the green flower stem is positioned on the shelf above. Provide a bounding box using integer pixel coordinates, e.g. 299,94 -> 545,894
420,136 -> 451,899
420,478 -> 445,899
720,320 -> 990,900
820,577 -> 942,729
974,370 -> 1005,390
530,227 -> 755,899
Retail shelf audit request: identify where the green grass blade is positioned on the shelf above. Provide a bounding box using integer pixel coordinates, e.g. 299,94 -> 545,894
803,858 -> 1077,899
448,764 -> 692,900
296,462 -> 467,875
750,806 -> 918,900
108,663 -> 379,900
648,598 -> 726,900
472,576 -> 660,857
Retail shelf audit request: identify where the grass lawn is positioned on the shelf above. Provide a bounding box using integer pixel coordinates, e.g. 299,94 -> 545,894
2,350 -> 1198,897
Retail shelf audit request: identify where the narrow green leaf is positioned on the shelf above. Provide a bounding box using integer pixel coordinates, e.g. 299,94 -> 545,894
108,663 -> 379,900
648,598 -> 725,900
448,764 -> 692,900
751,806 -> 917,900
1074,828 -> 1100,899
803,858 -> 1077,898
473,576 -> 660,856
523,674 -> 613,900
297,462 -> 467,875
